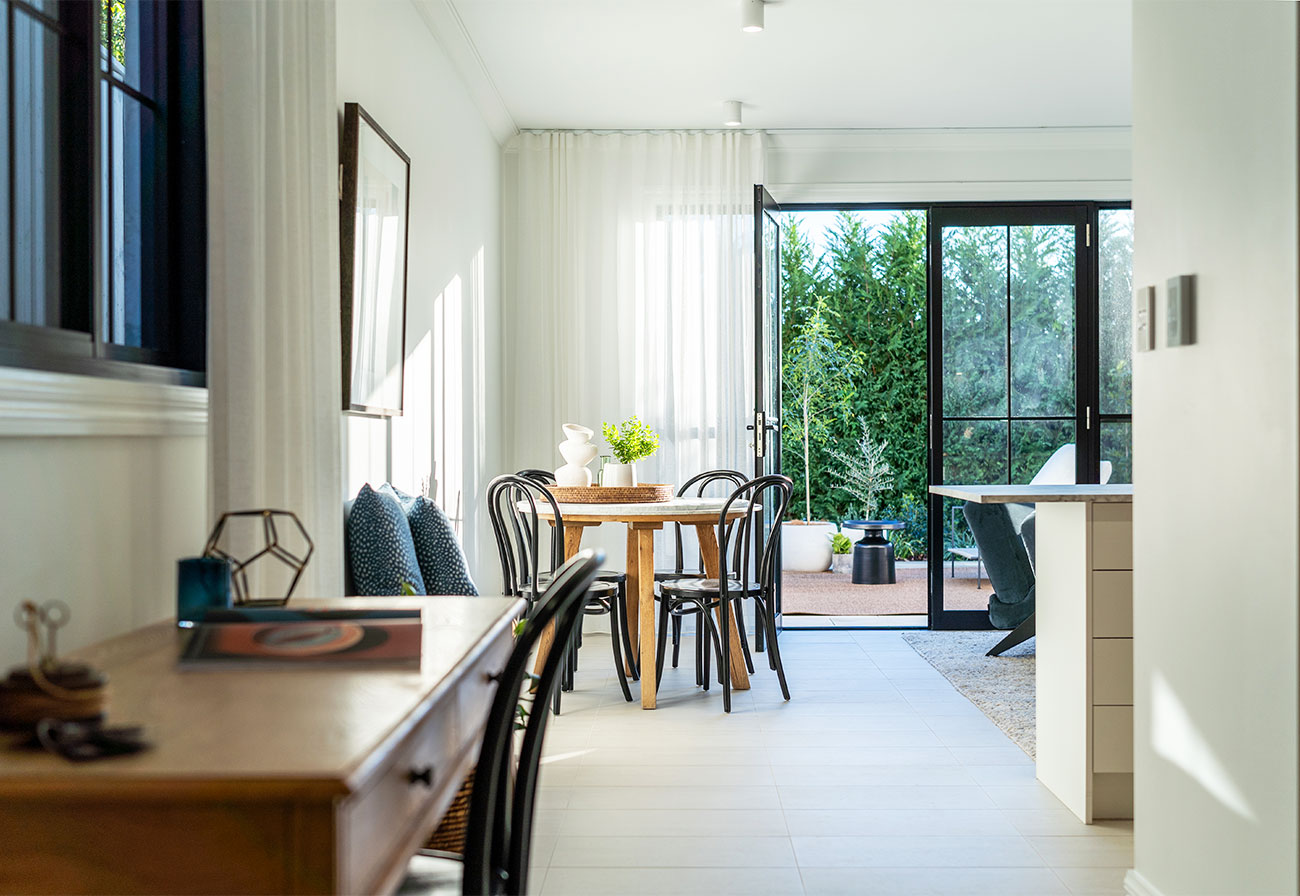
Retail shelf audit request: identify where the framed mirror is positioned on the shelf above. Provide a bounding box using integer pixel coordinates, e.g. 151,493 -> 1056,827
340,102 -> 410,416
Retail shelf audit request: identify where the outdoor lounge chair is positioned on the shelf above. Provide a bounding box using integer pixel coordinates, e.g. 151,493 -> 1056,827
963,501 -> 1037,657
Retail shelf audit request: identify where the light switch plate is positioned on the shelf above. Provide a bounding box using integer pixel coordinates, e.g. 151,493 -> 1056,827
1167,274 -> 1196,346
1135,285 -> 1155,352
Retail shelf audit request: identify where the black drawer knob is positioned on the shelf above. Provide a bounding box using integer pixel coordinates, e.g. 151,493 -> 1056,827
407,766 -> 434,788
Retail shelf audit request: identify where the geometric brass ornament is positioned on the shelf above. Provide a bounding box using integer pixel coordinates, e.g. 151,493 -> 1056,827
202,509 -> 315,606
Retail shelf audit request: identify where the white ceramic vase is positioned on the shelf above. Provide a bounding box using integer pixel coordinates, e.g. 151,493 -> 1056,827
555,424 -> 597,487
603,462 -> 637,488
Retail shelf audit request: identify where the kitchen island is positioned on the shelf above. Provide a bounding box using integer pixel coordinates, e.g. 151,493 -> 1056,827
930,484 -> 1134,823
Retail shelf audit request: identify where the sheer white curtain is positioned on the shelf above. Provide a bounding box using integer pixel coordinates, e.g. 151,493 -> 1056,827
205,0 -> 344,596
506,131 -> 764,496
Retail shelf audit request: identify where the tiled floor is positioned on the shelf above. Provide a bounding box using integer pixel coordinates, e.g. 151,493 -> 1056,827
527,621 -> 1131,896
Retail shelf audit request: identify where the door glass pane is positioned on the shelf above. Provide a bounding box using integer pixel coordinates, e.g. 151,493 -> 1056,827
942,226 -> 1007,418
943,419 -> 1008,485
1099,209 -> 1134,415
1012,419 -> 1076,484
12,12 -> 61,328
1100,420 -> 1132,484
1010,224 -> 1075,417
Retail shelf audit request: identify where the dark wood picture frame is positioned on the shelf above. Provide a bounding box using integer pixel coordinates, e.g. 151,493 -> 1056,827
340,102 -> 411,416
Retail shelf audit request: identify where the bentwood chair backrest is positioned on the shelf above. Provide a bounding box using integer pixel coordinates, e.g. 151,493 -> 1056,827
717,474 -> 794,600
486,474 -> 568,610
671,469 -> 748,574
461,549 -> 602,896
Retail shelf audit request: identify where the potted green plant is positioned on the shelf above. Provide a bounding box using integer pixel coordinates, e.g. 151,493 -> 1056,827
782,297 -> 862,571
830,532 -> 853,574
601,416 -> 660,487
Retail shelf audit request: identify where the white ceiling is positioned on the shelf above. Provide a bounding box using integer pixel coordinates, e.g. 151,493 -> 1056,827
448,0 -> 1132,132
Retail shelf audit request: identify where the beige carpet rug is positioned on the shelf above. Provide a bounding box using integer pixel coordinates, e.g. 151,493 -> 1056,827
781,564 -> 990,616
901,630 -> 1036,758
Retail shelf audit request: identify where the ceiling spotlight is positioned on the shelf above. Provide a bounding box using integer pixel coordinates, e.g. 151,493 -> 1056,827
741,0 -> 764,32
724,101 -> 743,127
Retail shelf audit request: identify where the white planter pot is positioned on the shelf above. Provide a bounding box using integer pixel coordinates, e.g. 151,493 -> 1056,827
603,462 -> 637,488
781,521 -> 836,572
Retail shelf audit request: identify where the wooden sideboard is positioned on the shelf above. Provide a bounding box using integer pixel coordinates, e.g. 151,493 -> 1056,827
0,596 -> 524,895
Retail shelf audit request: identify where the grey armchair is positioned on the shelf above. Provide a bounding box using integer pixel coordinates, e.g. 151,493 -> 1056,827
962,501 -> 1036,657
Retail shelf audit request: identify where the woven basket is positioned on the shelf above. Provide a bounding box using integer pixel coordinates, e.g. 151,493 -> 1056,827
425,766 -> 474,854
544,484 -> 673,504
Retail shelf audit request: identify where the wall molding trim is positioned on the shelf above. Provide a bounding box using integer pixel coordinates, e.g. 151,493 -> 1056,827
0,368 -> 208,438
1124,869 -> 1165,896
408,0 -> 517,144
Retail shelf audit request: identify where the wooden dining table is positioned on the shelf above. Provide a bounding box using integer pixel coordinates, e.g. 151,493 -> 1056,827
531,497 -> 751,709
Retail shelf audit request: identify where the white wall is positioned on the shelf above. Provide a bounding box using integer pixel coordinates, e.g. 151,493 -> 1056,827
336,0 -> 504,590
0,371 -> 207,663
1130,3 -> 1298,894
766,128 -> 1131,204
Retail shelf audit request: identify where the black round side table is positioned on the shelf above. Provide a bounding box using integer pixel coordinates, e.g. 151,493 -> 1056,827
841,520 -> 905,585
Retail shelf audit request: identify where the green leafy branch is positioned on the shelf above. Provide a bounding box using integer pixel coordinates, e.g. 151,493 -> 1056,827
602,416 -> 660,464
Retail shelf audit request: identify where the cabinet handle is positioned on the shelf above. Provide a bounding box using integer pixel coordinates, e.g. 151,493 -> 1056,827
407,766 -> 434,788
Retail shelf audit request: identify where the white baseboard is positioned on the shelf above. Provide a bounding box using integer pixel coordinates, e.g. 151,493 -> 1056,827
1125,869 -> 1165,896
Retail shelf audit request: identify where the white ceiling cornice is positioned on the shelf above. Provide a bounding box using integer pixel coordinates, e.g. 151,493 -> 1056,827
408,0 -> 518,144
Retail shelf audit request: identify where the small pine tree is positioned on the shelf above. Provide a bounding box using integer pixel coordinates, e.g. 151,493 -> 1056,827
828,418 -> 896,521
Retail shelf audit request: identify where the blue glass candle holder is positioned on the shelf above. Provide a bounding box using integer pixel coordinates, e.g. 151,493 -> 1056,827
177,557 -> 233,627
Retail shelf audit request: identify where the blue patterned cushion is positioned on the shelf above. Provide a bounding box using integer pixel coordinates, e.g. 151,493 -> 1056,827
347,484 -> 427,595
393,489 -> 479,596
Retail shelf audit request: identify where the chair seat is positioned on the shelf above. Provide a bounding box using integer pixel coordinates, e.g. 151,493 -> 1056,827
399,853 -> 461,895
660,577 -> 761,597
654,567 -> 704,582
534,573 -> 618,598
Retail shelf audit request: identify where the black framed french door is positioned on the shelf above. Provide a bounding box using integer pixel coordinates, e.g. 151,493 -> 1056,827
752,184 -> 783,645
926,204 -> 1095,630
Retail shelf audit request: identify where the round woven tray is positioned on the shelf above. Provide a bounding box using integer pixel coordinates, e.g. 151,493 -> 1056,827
544,483 -> 673,504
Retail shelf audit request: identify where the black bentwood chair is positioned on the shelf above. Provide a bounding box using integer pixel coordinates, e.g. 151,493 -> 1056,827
651,470 -> 753,685
516,469 -> 639,681
486,474 -> 632,711
658,474 -> 794,712
402,550 -> 604,896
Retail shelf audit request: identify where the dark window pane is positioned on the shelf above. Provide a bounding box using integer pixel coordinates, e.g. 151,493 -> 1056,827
111,89 -> 160,349
1099,209 -> 1134,415
942,226 -> 1007,418
102,0 -> 155,96
943,419 -> 1008,485
1100,420 -> 1132,484
1010,224 -> 1075,417
1011,419 -> 1076,484
12,12 -> 61,328
0,2 -> 9,322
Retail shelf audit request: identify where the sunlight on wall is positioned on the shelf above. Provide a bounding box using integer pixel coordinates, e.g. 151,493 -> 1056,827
434,274 -> 465,535
390,330 -> 432,496
1151,670 -> 1256,822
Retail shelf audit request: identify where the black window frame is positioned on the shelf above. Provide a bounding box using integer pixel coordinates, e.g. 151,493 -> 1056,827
0,0 -> 206,387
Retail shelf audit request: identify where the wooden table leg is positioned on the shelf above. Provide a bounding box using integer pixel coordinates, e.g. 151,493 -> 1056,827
634,524 -> 659,708
532,523 -> 590,680
694,523 -> 751,691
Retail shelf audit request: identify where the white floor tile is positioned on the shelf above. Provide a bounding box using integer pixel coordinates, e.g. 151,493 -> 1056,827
800,865 -> 1070,895
526,628 -> 1132,893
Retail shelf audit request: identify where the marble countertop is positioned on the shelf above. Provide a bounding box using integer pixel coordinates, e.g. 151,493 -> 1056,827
928,484 -> 1134,504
